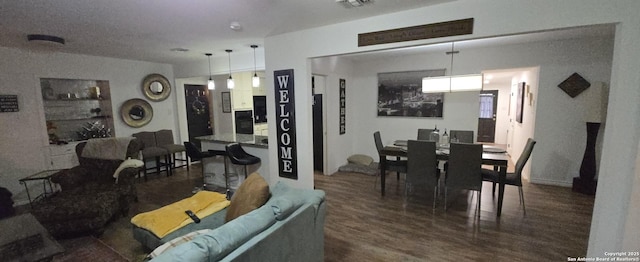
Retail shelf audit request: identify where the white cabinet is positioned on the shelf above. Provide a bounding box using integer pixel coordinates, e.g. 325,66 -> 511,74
232,89 -> 253,110
254,123 -> 268,136
47,142 -> 80,170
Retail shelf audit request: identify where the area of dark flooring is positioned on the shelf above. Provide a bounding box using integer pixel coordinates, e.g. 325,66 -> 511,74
16,162 -> 595,261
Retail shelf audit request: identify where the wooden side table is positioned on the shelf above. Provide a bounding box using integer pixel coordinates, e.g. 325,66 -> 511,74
18,170 -> 61,207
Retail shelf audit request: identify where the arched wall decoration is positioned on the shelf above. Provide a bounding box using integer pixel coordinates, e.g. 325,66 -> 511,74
142,74 -> 171,101
120,98 -> 153,127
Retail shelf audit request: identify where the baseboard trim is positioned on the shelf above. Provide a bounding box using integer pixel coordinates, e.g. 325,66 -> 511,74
530,178 -> 572,187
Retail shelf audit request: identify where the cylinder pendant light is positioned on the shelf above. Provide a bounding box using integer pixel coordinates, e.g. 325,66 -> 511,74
251,45 -> 260,88
205,53 -> 215,90
226,49 -> 235,89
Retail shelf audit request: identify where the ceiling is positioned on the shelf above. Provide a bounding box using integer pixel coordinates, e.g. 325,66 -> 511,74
0,0 -> 453,65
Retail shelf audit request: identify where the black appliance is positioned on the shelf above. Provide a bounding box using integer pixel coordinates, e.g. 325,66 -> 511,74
253,96 -> 267,123
235,110 -> 254,134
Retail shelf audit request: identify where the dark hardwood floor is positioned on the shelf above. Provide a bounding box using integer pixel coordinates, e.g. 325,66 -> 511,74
315,170 -> 595,261
44,162 -> 593,261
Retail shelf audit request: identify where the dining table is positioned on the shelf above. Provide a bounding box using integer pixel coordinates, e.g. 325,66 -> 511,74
379,141 -> 510,217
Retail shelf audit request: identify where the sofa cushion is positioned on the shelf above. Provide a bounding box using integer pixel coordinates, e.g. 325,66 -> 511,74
225,173 -> 270,222
151,205 -> 277,261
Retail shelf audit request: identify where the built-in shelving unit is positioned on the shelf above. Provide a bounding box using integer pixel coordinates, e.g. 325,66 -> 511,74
41,78 -> 114,144
41,78 -> 115,169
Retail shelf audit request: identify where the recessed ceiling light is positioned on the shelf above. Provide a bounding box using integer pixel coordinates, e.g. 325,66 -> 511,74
230,22 -> 242,31
170,48 -> 189,52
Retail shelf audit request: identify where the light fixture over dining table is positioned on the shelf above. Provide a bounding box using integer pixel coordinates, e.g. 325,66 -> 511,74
422,42 -> 483,93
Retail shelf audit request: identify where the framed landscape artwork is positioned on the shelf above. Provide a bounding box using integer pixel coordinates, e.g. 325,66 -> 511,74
377,69 -> 445,117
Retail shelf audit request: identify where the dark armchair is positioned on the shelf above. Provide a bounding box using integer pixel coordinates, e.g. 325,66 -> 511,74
31,138 -> 142,238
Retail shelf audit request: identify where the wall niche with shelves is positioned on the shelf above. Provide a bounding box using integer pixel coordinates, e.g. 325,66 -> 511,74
41,78 -> 114,144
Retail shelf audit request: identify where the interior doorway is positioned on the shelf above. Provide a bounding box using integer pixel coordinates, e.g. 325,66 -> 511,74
312,76 -> 324,172
184,84 -> 213,148
477,90 -> 499,142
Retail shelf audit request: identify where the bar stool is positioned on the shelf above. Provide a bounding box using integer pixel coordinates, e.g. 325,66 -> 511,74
225,143 -> 261,190
184,141 -> 226,191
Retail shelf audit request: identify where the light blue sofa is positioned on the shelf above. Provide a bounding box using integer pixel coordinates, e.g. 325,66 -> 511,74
149,182 -> 326,262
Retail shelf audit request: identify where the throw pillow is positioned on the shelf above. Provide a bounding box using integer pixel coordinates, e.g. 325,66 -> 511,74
347,154 -> 374,166
113,158 -> 144,183
224,172 -> 270,222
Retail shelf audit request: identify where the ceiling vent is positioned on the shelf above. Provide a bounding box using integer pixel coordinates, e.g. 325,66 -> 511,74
336,0 -> 371,8
26,34 -> 65,52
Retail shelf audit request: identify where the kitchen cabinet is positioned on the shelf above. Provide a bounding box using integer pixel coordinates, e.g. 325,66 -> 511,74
231,73 -> 254,110
47,142 -> 81,170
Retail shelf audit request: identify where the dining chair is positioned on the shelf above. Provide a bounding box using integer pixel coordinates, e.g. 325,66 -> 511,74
417,129 -> 435,141
445,143 -> 483,216
449,130 -> 474,143
373,131 -> 407,189
482,138 -> 536,214
406,140 -> 440,209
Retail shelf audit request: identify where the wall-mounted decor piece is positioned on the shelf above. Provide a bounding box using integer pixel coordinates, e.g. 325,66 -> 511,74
142,74 -> 171,101
221,92 -> 231,113
516,82 -> 525,123
0,95 -> 19,112
358,18 -> 474,47
274,69 -> 297,179
558,72 -> 591,98
377,69 -> 445,118
339,79 -> 346,135
121,98 -> 153,127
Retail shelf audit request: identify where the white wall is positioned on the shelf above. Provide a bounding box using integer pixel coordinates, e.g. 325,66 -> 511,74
311,57 -> 356,175
264,0 -> 640,254
313,37 -> 610,185
0,46 -> 175,204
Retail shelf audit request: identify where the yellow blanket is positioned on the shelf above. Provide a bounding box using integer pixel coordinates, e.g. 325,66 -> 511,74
131,191 -> 230,238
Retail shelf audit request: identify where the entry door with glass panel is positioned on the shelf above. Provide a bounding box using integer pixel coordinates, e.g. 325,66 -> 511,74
477,90 -> 498,143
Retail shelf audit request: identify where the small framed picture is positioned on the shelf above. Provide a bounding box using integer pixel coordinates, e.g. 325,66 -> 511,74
221,92 -> 231,113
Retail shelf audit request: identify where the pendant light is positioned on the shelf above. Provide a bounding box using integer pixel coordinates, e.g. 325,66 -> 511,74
205,53 -> 215,90
251,45 -> 260,88
422,42 -> 483,93
225,49 -> 235,89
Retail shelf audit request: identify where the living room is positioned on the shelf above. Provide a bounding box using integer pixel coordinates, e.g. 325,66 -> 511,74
1,0 -> 639,260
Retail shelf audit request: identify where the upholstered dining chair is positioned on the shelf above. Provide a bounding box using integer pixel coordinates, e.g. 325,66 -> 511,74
155,129 -> 187,171
373,131 -> 407,189
445,143 -> 483,215
417,129 -> 435,141
132,131 -> 170,180
407,140 -> 440,209
449,130 -> 474,143
482,138 -> 536,214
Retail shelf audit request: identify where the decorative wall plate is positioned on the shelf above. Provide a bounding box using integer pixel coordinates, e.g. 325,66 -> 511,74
142,74 -> 171,101
120,98 -> 153,127
558,73 -> 591,98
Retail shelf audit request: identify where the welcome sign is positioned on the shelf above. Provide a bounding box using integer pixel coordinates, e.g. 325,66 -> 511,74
274,69 -> 297,179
